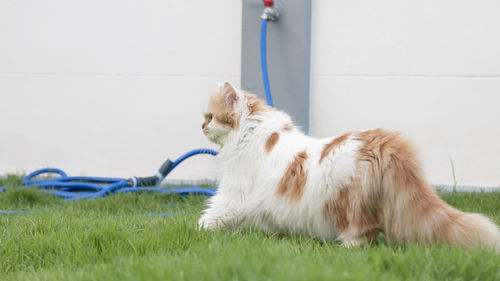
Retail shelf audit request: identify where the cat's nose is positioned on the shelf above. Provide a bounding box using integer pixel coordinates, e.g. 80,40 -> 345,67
201,122 -> 207,129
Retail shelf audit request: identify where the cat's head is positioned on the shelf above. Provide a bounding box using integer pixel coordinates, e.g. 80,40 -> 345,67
202,82 -> 270,145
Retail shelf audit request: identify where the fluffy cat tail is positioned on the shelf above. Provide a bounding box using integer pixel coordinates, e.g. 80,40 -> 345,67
385,181 -> 500,253
386,190 -> 500,252
367,130 -> 500,253
439,209 -> 500,253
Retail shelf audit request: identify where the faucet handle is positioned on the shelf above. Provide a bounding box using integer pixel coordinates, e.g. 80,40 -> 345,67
263,0 -> 274,7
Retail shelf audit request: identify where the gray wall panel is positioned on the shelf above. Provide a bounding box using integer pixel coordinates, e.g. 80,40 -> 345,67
242,0 -> 311,133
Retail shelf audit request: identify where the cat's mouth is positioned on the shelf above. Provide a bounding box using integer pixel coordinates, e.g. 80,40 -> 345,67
202,129 -> 214,140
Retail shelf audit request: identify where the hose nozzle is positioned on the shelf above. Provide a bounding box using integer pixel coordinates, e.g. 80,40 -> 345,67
261,7 -> 280,21
127,158 -> 174,187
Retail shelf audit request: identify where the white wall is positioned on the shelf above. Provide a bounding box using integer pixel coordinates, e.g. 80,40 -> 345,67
310,0 -> 500,187
0,0 -> 241,179
2,0 -> 499,187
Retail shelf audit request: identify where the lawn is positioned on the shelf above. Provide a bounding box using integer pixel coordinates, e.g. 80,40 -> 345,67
1,175 -> 499,281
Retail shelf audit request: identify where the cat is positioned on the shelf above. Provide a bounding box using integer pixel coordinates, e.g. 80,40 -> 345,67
199,82 -> 500,252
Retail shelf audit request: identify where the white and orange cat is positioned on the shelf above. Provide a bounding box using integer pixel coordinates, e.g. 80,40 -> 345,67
199,82 -> 500,251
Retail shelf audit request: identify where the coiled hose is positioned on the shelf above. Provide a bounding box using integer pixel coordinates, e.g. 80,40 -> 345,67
0,148 -> 218,202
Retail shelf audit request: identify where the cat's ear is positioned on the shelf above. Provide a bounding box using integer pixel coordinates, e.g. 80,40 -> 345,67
220,82 -> 242,109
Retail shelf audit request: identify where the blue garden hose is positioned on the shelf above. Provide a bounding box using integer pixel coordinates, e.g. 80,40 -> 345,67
0,148 -> 218,204
261,17 -> 274,107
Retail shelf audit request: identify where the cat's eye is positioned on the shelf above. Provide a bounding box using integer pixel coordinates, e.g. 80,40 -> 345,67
205,113 -> 213,121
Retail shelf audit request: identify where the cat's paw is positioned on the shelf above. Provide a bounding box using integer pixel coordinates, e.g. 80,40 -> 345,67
340,237 -> 365,248
198,215 -> 220,231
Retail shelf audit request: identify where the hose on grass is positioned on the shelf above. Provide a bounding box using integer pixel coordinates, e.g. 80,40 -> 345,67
0,149 -> 217,215
0,148 -> 218,206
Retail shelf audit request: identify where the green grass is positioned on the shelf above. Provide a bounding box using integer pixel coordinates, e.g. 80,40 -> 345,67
1,176 -> 499,281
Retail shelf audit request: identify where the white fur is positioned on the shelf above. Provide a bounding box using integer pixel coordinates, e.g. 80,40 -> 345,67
199,100 -> 358,241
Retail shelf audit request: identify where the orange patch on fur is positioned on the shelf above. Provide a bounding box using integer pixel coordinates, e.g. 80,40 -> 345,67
207,92 -> 240,129
243,92 -> 272,116
214,112 -> 239,128
323,177 -> 381,237
324,188 -> 349,230
276,150 -> 309,201
355,129 -> 425,193
283,123 -> 294,131
265,132 -> 280,153
319,132 -> 352,163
